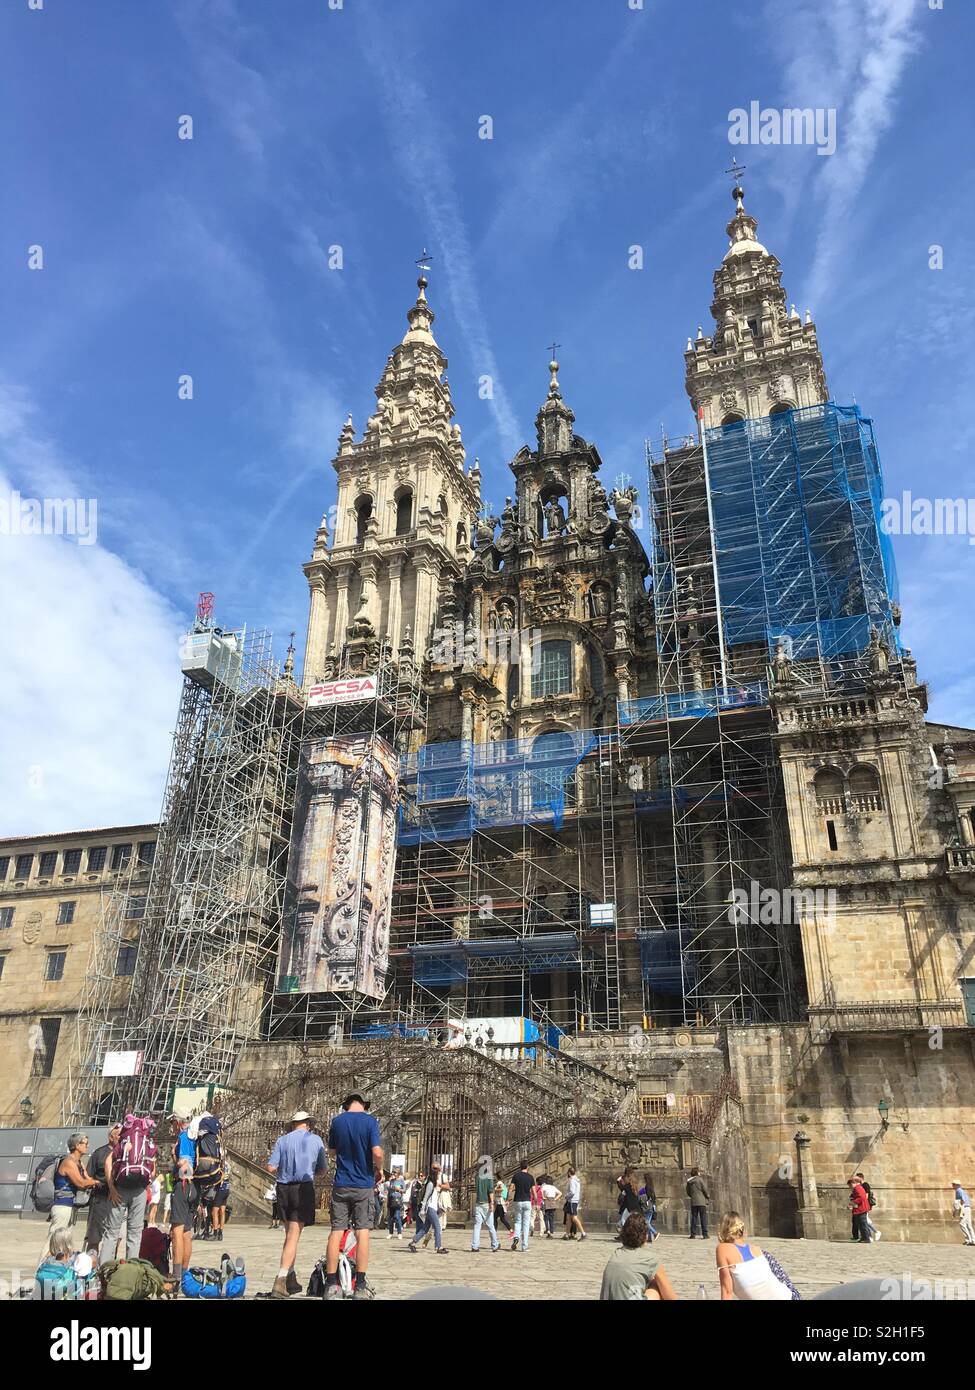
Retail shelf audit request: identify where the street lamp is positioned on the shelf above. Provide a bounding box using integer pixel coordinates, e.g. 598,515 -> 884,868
20,1096 -> 34,1124
878,1098 -> 890,1130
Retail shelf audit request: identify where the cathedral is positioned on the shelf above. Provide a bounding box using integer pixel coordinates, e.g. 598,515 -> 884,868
4,182 -> 975,1239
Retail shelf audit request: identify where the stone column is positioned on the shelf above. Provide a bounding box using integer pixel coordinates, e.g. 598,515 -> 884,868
387,555 -> 404,649
303,573 -> 330,686
414,557 -> 440,658
460,687 -> 475,742
793,1129 -> 828,1240
334,568 -> 352,648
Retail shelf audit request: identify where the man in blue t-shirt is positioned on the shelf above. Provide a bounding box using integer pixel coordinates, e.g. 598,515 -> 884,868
324,1093 -> 383,1300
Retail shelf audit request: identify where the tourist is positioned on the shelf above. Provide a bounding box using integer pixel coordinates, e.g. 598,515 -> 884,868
532,1175 -> 545,1236
854,1171 -> 881,1242
614,1168 -> 632,1235
267,1108 -> 327,1299
83,1122 -> 121,1257
617,1168 -> 643,1243
34,1228 -> 92,1301
264,1181 -> 280,1229
170,1110 -> 198,1289
540,1174 -> 562,1237
639,1171 -> 659,1242
686,1166 -> 710,1239
951,1180 -> 975,1245
324,1092 -> 383,1300
847,1177 -> 872,1243
409,1162 -> 450,1256
471,1161 -> 499,1252
44,1133 -> 100,1257
599,1212 -> 678,1300
510,1159 -> 535,1252
715,1211 -> 801,1299
386,1166 -> 407,1239
564,1167 -> 586,1240
410,1169 -> 427,1234
493,1179 -> 514,1242
210,1167 -> 230,1242
147,1173 -> 161,1226
98,1116 -> 157,1266
374,1171 -> 386,1229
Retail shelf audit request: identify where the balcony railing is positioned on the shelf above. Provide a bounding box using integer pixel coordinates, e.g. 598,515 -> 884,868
809,998 -> 968,1034
946,846 -> 975,872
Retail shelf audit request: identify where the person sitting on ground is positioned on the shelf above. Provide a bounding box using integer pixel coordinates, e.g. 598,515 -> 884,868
599,1212 -> 678,1301
34,1228 -> 93,1300
715,1211 -> 801,1300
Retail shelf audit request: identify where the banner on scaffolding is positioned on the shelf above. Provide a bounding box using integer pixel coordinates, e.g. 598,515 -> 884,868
306,675 -> 378,707
278,733 -> 398,999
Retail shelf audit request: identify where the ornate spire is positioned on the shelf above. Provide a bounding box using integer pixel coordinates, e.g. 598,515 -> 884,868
535,352 -> 574,455
683,181 -> 828,427
402,272 -> 439,347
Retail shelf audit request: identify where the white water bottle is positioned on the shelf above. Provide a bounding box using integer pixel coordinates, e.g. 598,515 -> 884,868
697,1282 -> 708,1299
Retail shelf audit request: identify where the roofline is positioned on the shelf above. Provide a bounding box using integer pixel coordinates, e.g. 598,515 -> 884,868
0,824 -> 159,849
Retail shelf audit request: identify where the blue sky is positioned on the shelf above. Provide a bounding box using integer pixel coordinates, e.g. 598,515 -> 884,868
2,0 -> 973,834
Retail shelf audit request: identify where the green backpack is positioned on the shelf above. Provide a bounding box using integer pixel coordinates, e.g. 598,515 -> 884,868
99,1258 -> 168,1301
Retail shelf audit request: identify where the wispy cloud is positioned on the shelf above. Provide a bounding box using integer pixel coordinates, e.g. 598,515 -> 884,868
0,383 -> 183,835
355,9 -> 521,460
763,0 -> 922,307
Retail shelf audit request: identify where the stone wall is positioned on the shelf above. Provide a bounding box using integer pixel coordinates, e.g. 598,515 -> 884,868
729,1023 -> 975,1243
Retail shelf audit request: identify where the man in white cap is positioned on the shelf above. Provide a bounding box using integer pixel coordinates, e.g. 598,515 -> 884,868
951,1180 -> 975,1245
266,1110 -> 327,1298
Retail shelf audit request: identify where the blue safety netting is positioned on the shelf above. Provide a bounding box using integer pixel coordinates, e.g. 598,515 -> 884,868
618,681 -> 767,726
409,932 -> 581,983
638,931 -> 694,994
398,730 -> 598,845
704,403 -> 899,661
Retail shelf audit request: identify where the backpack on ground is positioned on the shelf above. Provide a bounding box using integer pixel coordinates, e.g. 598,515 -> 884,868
30,1155 -> 61,1214
113,1115 -> 157,1186
33,1261 -> 83,1301
182,1254 -> 245,1299
193,1115 -> 224,1189
99,1258 -> 168,1301
306,1259 -> 327,1298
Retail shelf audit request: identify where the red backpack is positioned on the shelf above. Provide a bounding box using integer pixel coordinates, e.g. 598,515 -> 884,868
113,1115 -> 157,1185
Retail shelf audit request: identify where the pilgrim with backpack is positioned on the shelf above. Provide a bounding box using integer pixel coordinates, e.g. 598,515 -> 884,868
97,1115 -> 157,1265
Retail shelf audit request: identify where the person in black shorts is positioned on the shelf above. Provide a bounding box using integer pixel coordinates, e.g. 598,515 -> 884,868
267,1110 -> 327,1299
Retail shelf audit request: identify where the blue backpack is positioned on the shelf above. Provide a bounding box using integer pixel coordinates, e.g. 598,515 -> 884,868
181,1254 -> 245,1299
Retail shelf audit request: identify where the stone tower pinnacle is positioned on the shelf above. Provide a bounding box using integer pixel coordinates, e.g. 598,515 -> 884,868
685,181 -> 829,427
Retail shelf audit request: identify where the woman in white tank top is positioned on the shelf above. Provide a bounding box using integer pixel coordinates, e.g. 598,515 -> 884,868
715,1211 -> 801,1300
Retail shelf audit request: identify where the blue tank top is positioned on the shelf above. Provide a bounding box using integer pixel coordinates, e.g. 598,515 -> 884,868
53,1160 -> 78,1206
734,1241 -> 754,1261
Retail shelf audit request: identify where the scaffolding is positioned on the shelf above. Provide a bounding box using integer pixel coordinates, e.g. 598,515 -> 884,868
74,622 -> 304,1118
387,731 -> 634,1034
266,637 -> 427,1043
621,400 -> 900,1027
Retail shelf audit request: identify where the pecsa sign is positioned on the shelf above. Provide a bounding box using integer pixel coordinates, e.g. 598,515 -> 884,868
307,675 -> 379,707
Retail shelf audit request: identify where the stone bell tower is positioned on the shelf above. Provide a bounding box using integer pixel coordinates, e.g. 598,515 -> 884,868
684,179 -> 829,427
302,266 -> 481,684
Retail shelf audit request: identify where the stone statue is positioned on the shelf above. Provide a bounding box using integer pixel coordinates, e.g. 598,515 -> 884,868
493,597 -> 517,632
544,496 -> 568,536
588,582 -> 612,620
867,626 -> 888,675
474,510 -> 500,550
772,636 -> 794,686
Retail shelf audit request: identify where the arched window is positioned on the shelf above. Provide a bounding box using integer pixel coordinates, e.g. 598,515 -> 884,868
814,767 -> 845,814
530,730 -> 578,813
769,401 -> 793,416
721,413 -> 745,427
355,495 -> 373,545
849,765 -> 883,811
395,489 -> 413,536
531,639 -> 572,699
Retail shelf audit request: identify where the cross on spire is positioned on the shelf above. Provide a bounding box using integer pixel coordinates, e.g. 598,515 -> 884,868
725,159 -> 746,185
548,340 -> 561,362
416,247 -> 433,274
